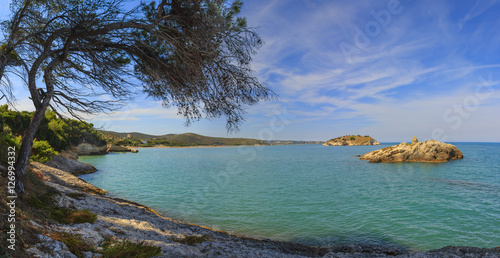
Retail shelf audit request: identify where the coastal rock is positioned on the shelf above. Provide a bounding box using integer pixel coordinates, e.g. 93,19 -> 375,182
26,234 -> 77,258
324,135 -> 380,146
46,155 -> 97,175
31,162 -> 106,195
59,149 -> 79,160
60,223 -> 104,246
411,136 -> 419,144
106,143 -> 136,153
77,143 -> 107,156
360,138 -> 463,163
415,246 -> 500,258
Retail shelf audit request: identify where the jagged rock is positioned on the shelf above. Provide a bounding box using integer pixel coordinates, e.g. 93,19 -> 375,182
77,143 -> 107,156
61,223 -> 104,246
26,234 -> 77,258
360,138 -> 463,163
45,155 -> 97,175
414,246 -> 500,258
412,136 -> 419,144
324,135 -> 380,146
82,251 -> 101,258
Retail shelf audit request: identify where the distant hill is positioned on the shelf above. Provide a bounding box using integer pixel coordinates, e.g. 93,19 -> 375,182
323,135 -> 380,146
100,131 -> 268,146
267,140 -> 323,145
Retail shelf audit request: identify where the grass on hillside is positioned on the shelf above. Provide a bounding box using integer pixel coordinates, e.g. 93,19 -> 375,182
0,167 -> 98,257
101,240 -> 162,258
101,131 -> 267,147
326,135 -> 377,145
169,235 -> 211,245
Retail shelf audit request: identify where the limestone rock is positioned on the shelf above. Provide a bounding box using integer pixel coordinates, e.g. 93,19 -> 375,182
61,223 -> 104,246
324,135 -> 380,146
31,162 -> 106,195
59,149 -> 79,160
26,234 -> 77,258
412,136 -> 419,144
46,155 -> 97,175
77,143 -> 107,156
107,144 -> 135,153
360,138 -> 463,163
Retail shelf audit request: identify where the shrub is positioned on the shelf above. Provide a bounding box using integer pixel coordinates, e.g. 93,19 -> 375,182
66,210 -> 97,224
49,232 -> 92,257
102,241 -> 162,258
30,140 -> 58,163
26,193 -> 97,224
170,235 -> 210,245
0,124 -> 21,165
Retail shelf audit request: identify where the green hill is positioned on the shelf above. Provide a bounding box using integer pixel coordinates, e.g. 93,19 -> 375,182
323,135 -> 380,146
100,131 -> 267,146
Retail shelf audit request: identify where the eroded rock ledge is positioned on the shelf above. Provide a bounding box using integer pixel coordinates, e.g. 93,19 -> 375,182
360,137 -> 463,163
107,143 -> 138,153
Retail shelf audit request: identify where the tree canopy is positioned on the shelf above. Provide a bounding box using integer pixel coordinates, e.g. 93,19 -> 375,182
0,0 -> 274,194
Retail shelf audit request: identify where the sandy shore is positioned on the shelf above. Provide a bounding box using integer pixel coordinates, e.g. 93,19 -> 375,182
26,161 -> 500,257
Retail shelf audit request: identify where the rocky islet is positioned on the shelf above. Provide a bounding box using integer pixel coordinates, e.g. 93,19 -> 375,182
360,137 -> 463,163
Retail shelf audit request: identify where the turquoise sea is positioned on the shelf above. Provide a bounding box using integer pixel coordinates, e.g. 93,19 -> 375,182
79,143 -> 500,251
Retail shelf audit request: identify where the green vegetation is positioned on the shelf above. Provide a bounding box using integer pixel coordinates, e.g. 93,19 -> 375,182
0,104 -> 106,164
23,173 -> 97,225
66,210 -> 98,224
327,135 -> 378,145
30,140 -> 58,163
0,124 -> 21,166
102,131 -> 267,147
26,192 -> 97,224
102,240 -> 162,258
170,235 -> 211,245
67,192 -> 87,199
49,232 -> 93,257
0,166 -> 98,256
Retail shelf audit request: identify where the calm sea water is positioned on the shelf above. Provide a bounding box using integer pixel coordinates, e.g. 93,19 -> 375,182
79,143 -> 500,251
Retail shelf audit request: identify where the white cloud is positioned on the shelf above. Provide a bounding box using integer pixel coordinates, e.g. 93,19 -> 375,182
459,0 -> 499,29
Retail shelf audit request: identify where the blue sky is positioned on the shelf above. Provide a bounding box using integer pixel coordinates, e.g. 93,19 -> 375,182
1,0 -> 500,142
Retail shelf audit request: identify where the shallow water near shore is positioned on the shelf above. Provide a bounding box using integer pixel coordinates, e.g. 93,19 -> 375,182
79,143 -> 500,251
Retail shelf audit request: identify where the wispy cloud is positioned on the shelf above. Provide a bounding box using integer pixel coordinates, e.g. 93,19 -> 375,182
459,0 -> 499,29
239,0 -> 500,141
3,0 -> 500,141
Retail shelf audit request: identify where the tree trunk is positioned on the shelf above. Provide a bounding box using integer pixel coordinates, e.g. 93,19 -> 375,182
14,104 -> 49,194
14,57 -> 58,194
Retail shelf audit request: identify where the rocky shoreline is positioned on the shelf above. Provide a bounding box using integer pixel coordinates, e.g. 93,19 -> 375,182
26,156 -> 500,257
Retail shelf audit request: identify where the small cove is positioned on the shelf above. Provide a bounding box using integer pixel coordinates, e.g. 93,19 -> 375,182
79,143 -> 500,251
